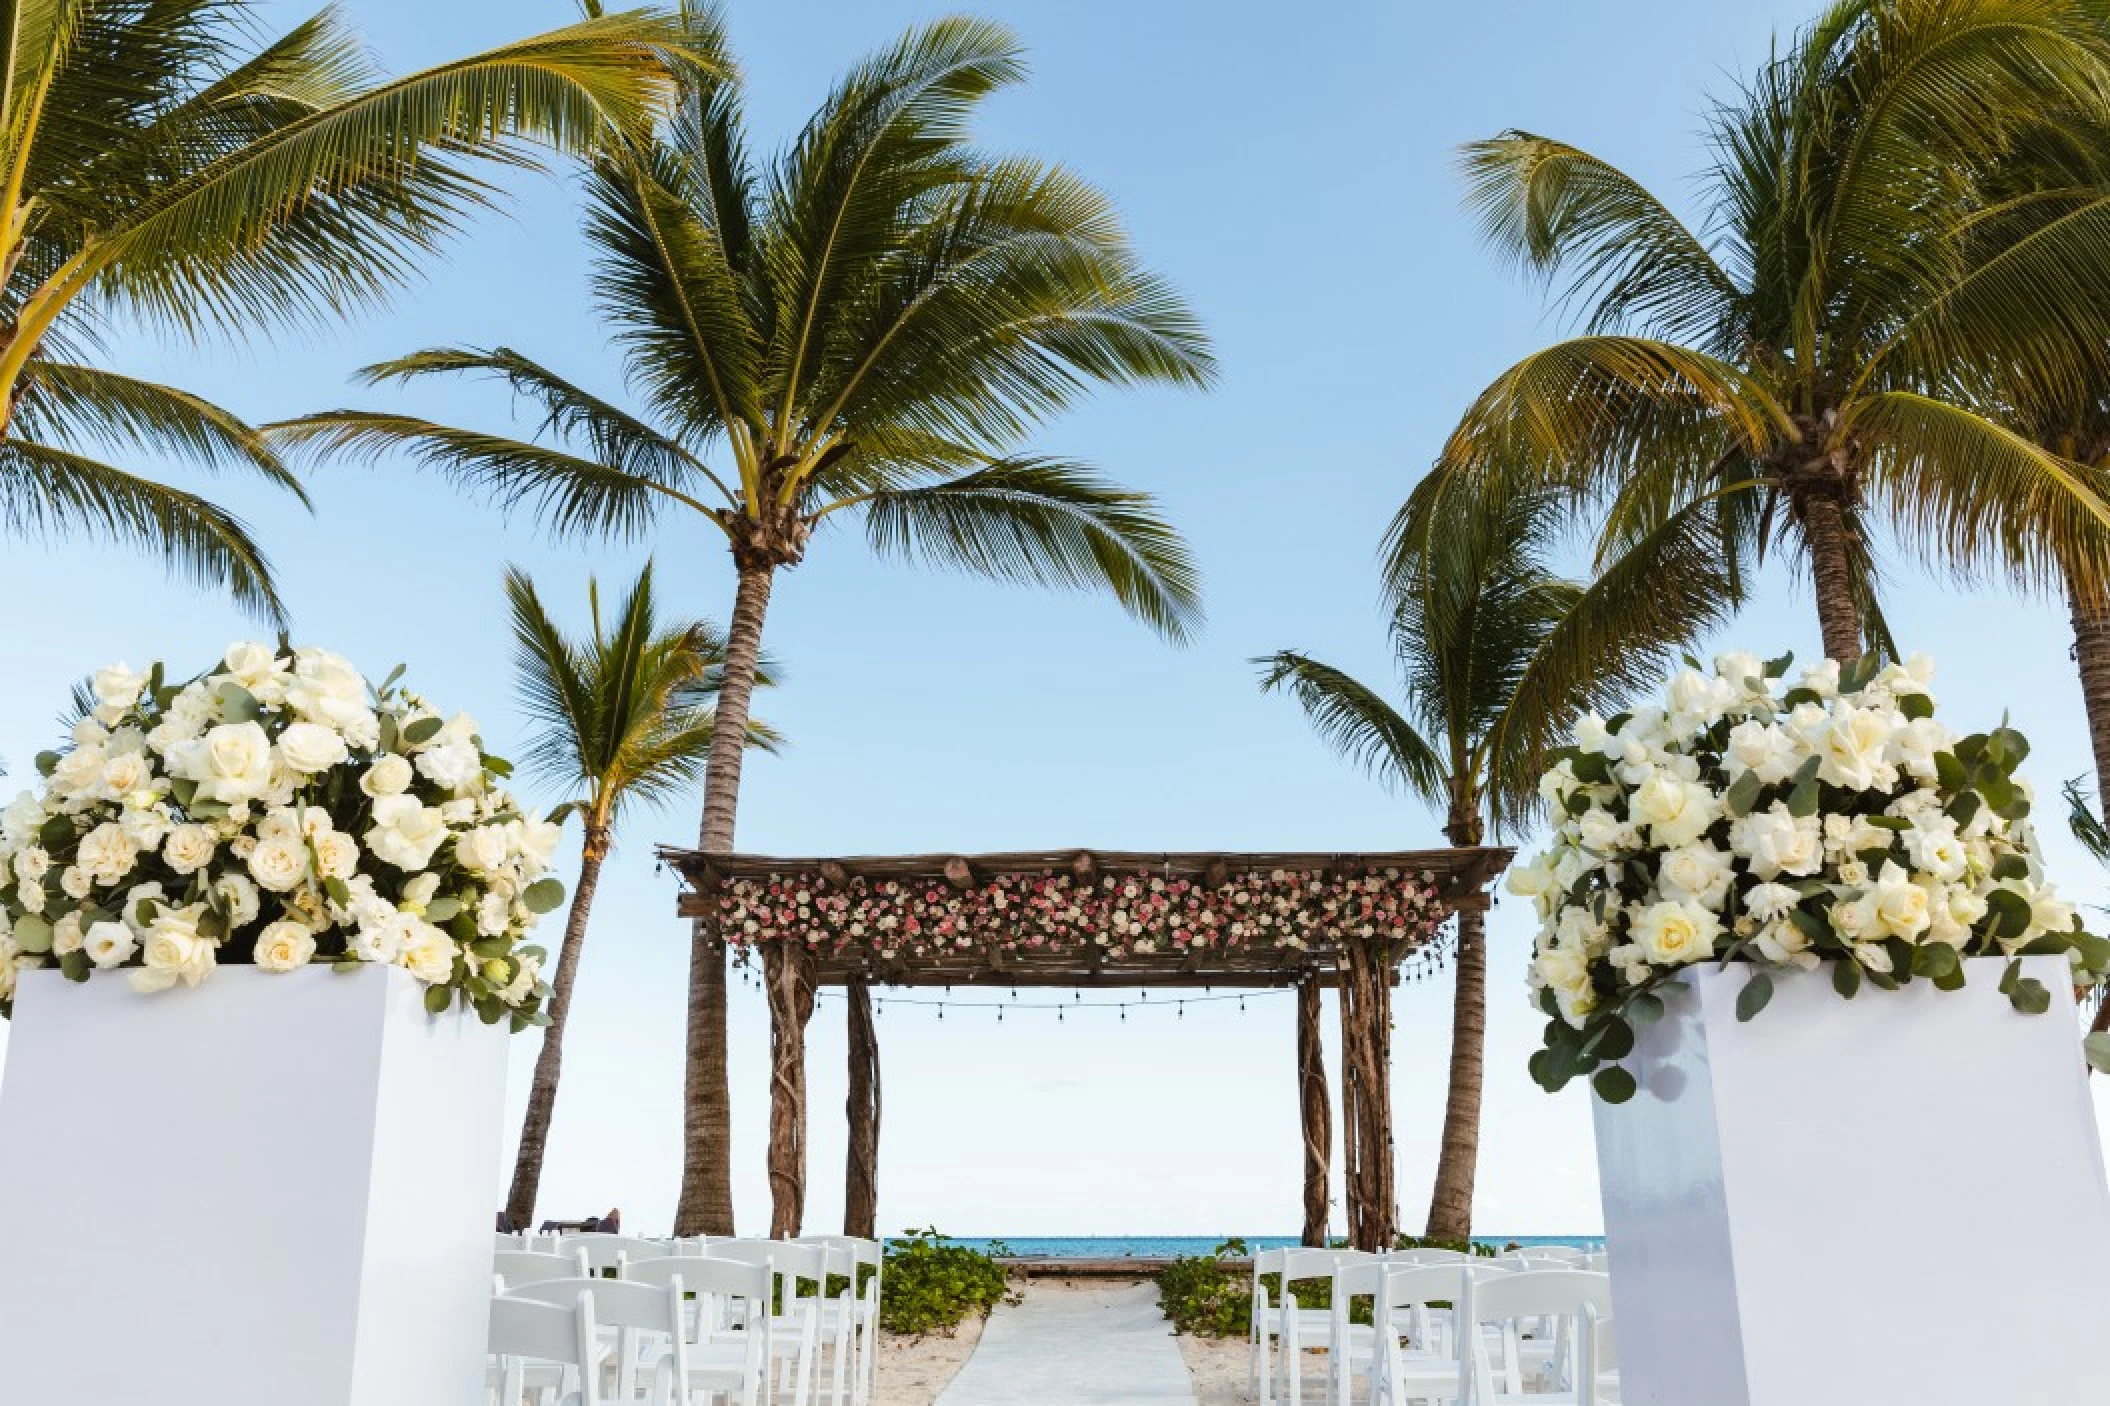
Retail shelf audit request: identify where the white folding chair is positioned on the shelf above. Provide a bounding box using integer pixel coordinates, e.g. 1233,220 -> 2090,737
1465,1270 -> 1615,1404
1251,1247 -> 1287,1404
489,1294 -> 603,1406
798,1235 -> 882,1406
498,1250 -> 593,1288
1281,1249 -> 1378,1405
505,1278 -> 686,1404
1373,1264 -> 1471,1405
668,1241 -> 835,1406
625,1257 -> 774,1406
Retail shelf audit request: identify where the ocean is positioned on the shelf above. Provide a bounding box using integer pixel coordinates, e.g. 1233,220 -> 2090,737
943,1234 -> 1605,1258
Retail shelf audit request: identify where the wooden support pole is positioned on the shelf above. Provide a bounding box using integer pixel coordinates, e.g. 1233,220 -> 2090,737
764,943 -> 818,1239
1297,976 -> 1331,1247
1337,937 -> 1397,1251
845,978 -> 881,1240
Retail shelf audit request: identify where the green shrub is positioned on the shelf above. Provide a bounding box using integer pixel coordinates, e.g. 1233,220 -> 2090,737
880,1228 -> 1013,1336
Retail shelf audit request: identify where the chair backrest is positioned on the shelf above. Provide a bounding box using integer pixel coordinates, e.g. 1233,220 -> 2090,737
562,1233 -> 667,1274
1380,1263 -> 1468,1314
798,1235 -> 880,1271
1278,1247 -> 1341,1286
505,1276 -> 686,1402
626,1254 -> 774,1303
1468,1270 -> 1615,1399
488,1295 -> 600,1406
1520,1245 -> 1589,1263
494,1250 -> 588,1286
1391,1247 -> 1474,1266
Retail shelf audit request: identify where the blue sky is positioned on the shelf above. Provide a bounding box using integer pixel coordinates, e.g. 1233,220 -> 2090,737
1,0 -> 2104,1238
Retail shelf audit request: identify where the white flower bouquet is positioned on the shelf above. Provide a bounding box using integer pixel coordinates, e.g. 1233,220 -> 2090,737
0,643 -> 564,1027
1513,651 -> 2110,1101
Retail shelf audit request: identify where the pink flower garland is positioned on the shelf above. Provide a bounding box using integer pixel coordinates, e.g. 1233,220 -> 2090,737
716,867 -> 1449,963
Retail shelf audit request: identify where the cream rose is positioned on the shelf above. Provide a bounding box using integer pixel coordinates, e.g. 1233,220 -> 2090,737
172,721 -> 274,804
1629,899 -> 1722,966
254,920 -> 318,973
359,754 -> 414,798
365,796 -> 447,871
276,721 -> 349,775
162,824 -> 218,876
76,822 -> 137,885
246,837 -> 309,893
83,920 -> 136,969
313,831 -> 360,881
453,825 -> 510,875
399,921 -> 456,984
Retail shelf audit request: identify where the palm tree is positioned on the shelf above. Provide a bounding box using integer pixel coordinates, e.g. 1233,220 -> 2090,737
1258,484 -> 1733,1241
502,561 -> 777,1227
1427,0 -> 2110,666
272,17 -> 1212,1234
0,0 -> 714,620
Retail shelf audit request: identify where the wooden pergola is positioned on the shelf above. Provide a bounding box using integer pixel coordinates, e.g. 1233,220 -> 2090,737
663,846 -> 1510,1251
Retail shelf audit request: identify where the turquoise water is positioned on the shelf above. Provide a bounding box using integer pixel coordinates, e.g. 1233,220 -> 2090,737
943,1234 -> 1604,1258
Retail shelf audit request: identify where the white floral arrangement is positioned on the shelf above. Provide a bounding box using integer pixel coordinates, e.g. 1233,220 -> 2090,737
0,643 -> 564,1027
1511,650 -> 2110,1102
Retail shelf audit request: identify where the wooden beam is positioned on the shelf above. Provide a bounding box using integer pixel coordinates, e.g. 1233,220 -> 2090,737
844,978 -> 880,1241
1297,977 -> 1331,1247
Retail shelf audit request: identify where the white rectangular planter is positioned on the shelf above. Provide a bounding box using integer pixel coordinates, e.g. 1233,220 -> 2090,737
0,964 -> 509,1405
1594,955 -> 2110,1405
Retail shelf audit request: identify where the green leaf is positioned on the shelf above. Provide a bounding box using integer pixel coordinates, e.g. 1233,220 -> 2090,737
332,959 -> 363,973
1991,853 -> 2030,881
1988,726 -> 2031,769
522,878 -> 565,914
1587,1016 -> 1636,1062
2010,978 -> 2052,1015
1899,692 -> 1934,721
1934,751 -> 1967,790
422,984 -> 454,1015
1592,1066 -> 1638,1104
1911,943 -> 1959,980
33,751 -> 60,777
1786,778 -> 1819,819
1764,651 -> 1794,678
469,935 -> 512,959
1725,769 -> 1762,818
1832,959 -> 1862,999
1985,888 -> 2031,941
424,896 -> 463,922
1625,991 -> 1666,1026
212,682 -> 262,722
59,950 -> 90,982
37,815 -> 73,853
403,717 -> 444,747
324,876 -> 352,907
2018,933 -> 2074,956
1735,970 -> 1774,1022
1947,791 -> 1981,829
379,714 -> 400,753
13,915 -> 53,954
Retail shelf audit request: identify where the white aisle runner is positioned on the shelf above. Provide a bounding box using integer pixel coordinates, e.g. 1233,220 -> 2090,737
935,1280 -> 1197,1405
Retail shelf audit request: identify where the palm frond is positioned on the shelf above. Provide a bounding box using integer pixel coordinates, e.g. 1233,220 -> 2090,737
1458,131 -> 1738,341
1254,650 -> 1447,802
857,456 -> 1201,643
0,436 -> 285,623
2067,777 -> 2110,868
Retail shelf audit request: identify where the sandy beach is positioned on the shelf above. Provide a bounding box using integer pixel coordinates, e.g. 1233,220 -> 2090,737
873,1309 -> 987,1406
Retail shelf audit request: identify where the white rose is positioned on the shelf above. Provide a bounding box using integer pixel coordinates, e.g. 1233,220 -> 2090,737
502,952 -> 543,1004
350,911 -> 411,964
507,815 -> 563,870
221,642 -> 291,703
1531,943 -> 1597,1028
91,662 -> 149,715
1,791 -> 44,846
133,921 -> 214,992
399,921 -> 457,984
313,831 -> 360,881
50,912 -> 83,957
162,824 -> 218,876
1868,861 -> 1931,941
58,865 -> 91,900
99,751 -> 152,799
285,649 -> 371,732
76,822 -> 137,885
12,847 -> 49,883
1731,804 -> 1824,880
1714,651 -> 1767,691
1903,822 -> 1967,882
2027,885 -> 2078,943
1657,842 -> 1735,910
1800,659 -> 1842,698
1810,701 -> 1894,792
1630,899 -> 1722,966
247,838 -> 309,893
1724,719 -> 1800,786
1753,917 -> 1820,970
365,796 -> 449,871
477,890 -> 512,937
253,920 -> 318,973
83,920 -> 136,969
359,754 -> 414,798
1631,771 -> 1721,849
53,743 -> 107,799
453,825 -> 510,875
276,722 -> 349,775
212,873 -> 261,927
1830,892 -> 1880,944
118,804 -> 170,850
414,739 -> 481,793
401,872 -> 442,911
171,721 -> 275,805
120,882 -> 166,932
16,877 -> 45,914
1667,668 -> 1736,729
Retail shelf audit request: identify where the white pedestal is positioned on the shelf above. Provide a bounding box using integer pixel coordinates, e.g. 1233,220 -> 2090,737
1594,955 -> 2110,1405
0,964 -> 509,1405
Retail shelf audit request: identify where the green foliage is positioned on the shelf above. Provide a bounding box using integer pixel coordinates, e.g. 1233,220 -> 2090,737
1156,1237 -> 1497,1337
879,1229 -> 1013,1337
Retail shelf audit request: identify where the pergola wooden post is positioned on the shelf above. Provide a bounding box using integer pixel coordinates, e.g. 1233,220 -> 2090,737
672,846 -> 1507,1245
763,941 -> 817,1240
844,978 -> 881,1239
1296,975 -> 1331,1247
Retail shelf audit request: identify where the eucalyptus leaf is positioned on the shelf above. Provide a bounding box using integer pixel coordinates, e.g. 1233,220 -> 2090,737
2010,978 -> 2053,1016
1592,1066 -> 1637,1104
423,985 -> 454,1015
403,717 -> 444,747
1735,970 -> 1774,1022
1832,959 -> 1861,999
522,878 -> 566,914
13,915 -> 53,954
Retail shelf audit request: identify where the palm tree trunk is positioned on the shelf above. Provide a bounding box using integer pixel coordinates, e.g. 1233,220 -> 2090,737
505,824 -> 609,1229
1423,904 -> 1486,1242
1800,491 -> 1863,665
2065,572 -> 2110,1050
675,563 -> 776,1237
